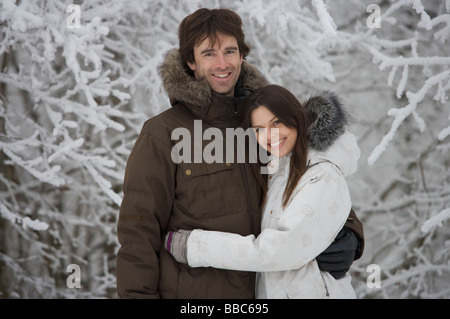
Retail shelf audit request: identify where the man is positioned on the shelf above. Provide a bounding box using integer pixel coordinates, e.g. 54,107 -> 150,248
116,8 -> 364,299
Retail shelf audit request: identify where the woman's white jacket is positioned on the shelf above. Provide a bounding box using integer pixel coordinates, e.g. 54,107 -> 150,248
186,129 -> 361,299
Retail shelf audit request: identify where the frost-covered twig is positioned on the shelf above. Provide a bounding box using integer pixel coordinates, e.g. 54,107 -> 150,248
368,70 -> 450,165
421,208 -> 450,233
0,202 -> 49,231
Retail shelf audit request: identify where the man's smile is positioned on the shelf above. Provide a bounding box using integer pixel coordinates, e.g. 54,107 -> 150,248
212,72 -> 232,79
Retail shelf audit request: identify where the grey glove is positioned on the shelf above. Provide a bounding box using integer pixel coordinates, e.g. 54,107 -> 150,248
164,230 -> 192,264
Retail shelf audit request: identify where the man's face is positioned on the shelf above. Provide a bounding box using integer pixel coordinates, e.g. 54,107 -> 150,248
187,33 -> 243,97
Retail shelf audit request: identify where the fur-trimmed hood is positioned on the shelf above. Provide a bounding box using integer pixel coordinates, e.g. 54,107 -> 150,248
304,91 -> 349,152
159,48 -> 268,109
304,91 -> 359,176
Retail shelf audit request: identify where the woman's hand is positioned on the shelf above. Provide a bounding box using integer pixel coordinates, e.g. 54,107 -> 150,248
164,230 -> 192,264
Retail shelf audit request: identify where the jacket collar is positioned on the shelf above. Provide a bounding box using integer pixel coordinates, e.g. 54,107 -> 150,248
158,48 -> 268,123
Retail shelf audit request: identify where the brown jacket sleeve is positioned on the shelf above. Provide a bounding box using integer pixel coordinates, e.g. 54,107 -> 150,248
116,125 -> 175,298
344,208 -> 365,260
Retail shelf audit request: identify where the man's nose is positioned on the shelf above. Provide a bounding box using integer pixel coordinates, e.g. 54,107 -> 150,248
215,53 -> 227,69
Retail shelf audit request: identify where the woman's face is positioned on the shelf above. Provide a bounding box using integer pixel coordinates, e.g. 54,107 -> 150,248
250,105 -> 298,158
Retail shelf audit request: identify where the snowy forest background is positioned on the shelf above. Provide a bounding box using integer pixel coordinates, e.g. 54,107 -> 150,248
0,0 -> 449,299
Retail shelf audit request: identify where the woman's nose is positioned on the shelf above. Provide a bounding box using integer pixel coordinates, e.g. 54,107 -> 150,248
269,128 -> 279,142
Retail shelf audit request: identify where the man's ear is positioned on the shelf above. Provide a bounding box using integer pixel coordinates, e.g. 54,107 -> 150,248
187,61 -> 196,72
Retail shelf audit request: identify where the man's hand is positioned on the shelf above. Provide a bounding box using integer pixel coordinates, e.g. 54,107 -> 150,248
316,227 -> 359,279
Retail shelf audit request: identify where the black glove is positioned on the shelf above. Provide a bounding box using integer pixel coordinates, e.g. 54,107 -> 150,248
316,227 -> 359,279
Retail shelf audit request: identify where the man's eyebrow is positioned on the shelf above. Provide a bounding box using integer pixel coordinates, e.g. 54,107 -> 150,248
200,48 -> 215,55
200,46 -> 238,55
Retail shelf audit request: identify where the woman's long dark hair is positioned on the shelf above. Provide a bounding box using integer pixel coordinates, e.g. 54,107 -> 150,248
243,85 -> 314,208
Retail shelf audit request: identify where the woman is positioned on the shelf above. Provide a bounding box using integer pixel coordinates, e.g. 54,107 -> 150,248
165,85 -> 361,298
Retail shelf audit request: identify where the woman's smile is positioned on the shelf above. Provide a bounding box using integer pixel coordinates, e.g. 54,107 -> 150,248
269,137 -> 287,150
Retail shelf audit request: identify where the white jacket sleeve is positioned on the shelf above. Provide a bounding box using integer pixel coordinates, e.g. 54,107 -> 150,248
187,163 -> 352,272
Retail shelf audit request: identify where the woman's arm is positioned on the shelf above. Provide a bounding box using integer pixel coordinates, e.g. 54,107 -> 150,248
186,163 -> 352,272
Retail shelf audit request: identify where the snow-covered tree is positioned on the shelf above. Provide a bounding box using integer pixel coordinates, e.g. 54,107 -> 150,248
0,0 -> 448,298
0,0 -> 183,298
321,0 -> 450,299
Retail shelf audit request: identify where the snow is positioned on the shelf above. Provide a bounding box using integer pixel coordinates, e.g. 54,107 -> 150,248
0,0 -> 449,299
0,203 -> 49,231
312,0 -> 337,38
421,208 -> 450,233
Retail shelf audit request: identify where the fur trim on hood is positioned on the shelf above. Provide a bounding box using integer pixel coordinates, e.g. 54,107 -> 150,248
304,91 -> 349,152
158,48 -> 268,108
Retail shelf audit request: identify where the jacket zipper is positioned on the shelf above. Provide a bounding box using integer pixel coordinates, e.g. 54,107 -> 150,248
239,163 -> 255,232
226,109 -> 255,235
227,107 -> 256,298
238,161 -> 257,300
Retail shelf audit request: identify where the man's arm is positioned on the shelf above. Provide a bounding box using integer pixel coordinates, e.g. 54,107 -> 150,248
344,208 -> 365,259
116,128 -> 175,298
316,208 -> 364,279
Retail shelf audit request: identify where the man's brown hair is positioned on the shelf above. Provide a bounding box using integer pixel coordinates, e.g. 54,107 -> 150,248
178,8 -> 250,71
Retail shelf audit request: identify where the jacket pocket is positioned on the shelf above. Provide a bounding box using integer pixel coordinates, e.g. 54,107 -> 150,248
176,263 -> 204,298
283,261 -> 329,299
176,162 -> 244,219
262,205 -> 285,229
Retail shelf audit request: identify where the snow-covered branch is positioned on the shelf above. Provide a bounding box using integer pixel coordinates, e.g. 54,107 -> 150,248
368,70 -> 450,165
360,1 -> 450,164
